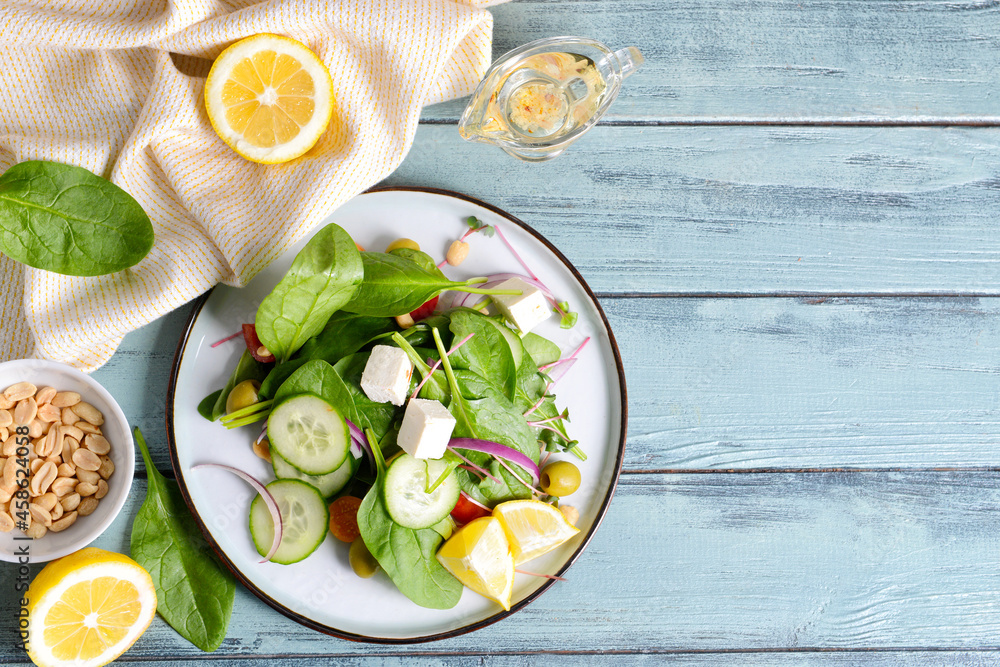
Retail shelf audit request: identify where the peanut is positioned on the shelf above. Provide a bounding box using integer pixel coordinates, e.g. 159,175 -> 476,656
76,482 -> 98,497
395,313 -> 415,329
35,386 -> 56,405
98,457 -> 115,480
446,240 -> 470,266
77,497 -> 98,517
29,503 -> 52,527
4,382 -> 36,402
84,434 -> 111,456
76,468 -> 100,485
70,402 -> 103,426
253,438 -> 271,462
0,510 -> 13,533
25,522 -> 46,539
37,493 -> 58,512
61,407 -> 80,425
0,410 -> 11,428
37,403 -> 61,423
61,493 -> 81,511
50,511 -> 77,533
72,448 -> 101,472
51,391 -> 81,408
14,397 -> 37,426
95,479 -> 109,500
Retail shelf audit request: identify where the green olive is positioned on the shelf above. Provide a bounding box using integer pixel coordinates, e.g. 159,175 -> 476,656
539,460 -> 581,497
225,379 -> 260,415
386,237 -> 420,252
349,536 -> 379,578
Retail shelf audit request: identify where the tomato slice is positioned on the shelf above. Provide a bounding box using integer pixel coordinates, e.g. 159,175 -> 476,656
409,295 -> 439,321
242,323 -> 276,363
450,491 -> 491,525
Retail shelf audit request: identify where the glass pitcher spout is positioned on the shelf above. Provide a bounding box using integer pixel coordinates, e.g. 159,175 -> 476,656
458,37 -> 645,162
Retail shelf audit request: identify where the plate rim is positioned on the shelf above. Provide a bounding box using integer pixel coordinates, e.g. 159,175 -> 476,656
165,185 -> 629,644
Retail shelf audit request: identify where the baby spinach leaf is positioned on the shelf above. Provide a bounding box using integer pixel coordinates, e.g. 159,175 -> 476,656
388,247 -> 447,279
0,161 -> 154,276
256,223 -> 363,363
131,427 -> 235,652
448,309 -> 516,400
358,466 -> 462,609
294,311 -> 395,365
343,252 -> 459,317
522,332 -> 561,368
197,390 -> 222,420
345,252 -> 516,317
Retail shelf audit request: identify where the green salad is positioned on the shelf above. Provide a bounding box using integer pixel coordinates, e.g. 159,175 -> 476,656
198,218 -> 588,610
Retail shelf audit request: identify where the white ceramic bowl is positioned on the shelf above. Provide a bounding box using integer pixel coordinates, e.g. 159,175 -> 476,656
0,359 -> 134,563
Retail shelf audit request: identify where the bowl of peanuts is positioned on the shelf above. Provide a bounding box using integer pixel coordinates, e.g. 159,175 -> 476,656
0,359 -> 134,563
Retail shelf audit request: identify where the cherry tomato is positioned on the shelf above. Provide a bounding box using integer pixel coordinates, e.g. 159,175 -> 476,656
450,492 -> 491,525
328,496 -> 363,543
409,295 -> 439,321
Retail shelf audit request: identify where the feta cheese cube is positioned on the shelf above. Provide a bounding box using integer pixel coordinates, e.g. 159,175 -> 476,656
490,278 -> 551,334
397,398 -> 457,460
360,345 -> 413,406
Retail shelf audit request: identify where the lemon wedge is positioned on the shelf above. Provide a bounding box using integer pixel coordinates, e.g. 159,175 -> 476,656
436,516 -> 514,610
205,34 -> 333,164
26,547 -> 157,667
493,499 -> 580,565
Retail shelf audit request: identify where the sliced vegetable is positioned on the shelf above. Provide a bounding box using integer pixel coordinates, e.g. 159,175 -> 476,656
268,394 -> 350,475
449,438 -> 540,484
384,454 -> 461,530
250,479 -> 329,565
270,446 -> 357,498
328,495 -> 363,543
191,463 -> 283,563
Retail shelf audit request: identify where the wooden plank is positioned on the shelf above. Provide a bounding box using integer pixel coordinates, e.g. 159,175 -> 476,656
611,295 -> 1000,470
423,0 -> 1000,123
4,471 -> 1000,659
385,124 -> 1000,295
94,294 -> 1000,473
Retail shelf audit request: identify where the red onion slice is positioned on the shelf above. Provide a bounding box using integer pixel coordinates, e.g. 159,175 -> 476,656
449,437 -> 540,483
346,419 -> 372,465
192,463 -> 282,563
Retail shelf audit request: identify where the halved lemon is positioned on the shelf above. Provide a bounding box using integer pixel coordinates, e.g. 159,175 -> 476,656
493,499 -> 580,565
26,548 -> 157,667
205,34 -> 333,163
436,516 -> 515,610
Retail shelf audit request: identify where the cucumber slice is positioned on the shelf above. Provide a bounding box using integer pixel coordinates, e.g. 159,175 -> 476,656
271,446 -> 359,498
250,479 -> 329,565
268,394 -> 349,475
384,454 -> 460,529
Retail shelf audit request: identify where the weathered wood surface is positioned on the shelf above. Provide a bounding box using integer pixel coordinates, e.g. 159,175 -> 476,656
386,125 -> 1000,296
424,1 -> 1000,123
5,471 -> 1000,659
95,295 -> 1000,474
5,0 -> 1000,663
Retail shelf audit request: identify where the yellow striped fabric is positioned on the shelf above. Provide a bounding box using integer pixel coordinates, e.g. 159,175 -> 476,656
0,0 -> 504,371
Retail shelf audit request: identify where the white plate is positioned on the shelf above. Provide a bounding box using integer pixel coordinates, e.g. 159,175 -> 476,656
167,187 -> 627,642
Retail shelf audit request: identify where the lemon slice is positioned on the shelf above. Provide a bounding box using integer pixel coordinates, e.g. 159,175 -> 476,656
436,516 -> 514,610
26,548 -> 157,667
205,34 -> 333,163
493,499 -> 581,565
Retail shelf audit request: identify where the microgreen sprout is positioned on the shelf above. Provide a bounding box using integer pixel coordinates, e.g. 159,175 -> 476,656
436,216 -> 496,268
210,331 -> 243,348
446,446 -> 503,486
514,568 -> 567,582
409,332 -> 475,399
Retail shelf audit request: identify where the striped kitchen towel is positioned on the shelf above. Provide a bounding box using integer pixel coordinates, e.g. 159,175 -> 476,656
0,0 -> 503,371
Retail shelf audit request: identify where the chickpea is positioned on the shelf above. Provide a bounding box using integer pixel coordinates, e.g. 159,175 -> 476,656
539,460 -> 581,497
386,238 -> 420,253
226,379 -> 261,415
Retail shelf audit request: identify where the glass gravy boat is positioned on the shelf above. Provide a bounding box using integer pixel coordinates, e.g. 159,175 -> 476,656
458,36 -> 644,161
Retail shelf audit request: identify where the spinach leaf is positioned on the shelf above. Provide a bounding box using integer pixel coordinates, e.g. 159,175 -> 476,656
522,332 -> 561,368
210,349 -> 267,421
448,309 -> 516,401
256,223 -> 363,363
274,358 -> 397,439
0,161 -> 154,276
388,247 -> 447,279
131,427 -> 235,652
357,437 -> 462,610
197,390 -> 222,420
260,312 -> 392,398
344,252 -> 505,317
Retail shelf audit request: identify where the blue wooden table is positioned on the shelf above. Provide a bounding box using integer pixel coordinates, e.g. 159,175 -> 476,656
5,0 -> 1000,663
